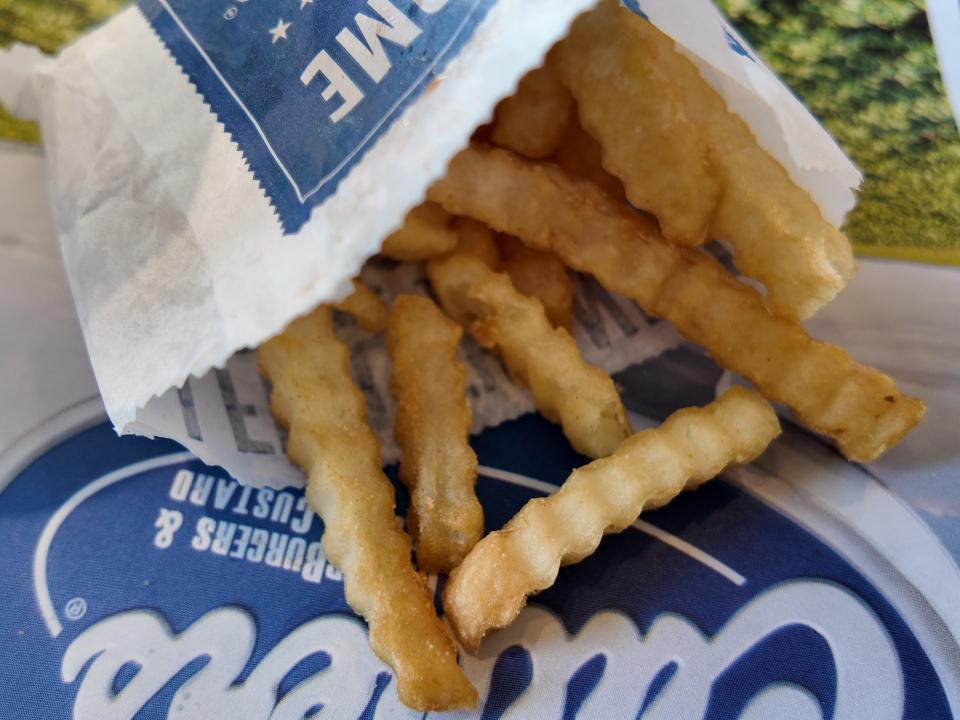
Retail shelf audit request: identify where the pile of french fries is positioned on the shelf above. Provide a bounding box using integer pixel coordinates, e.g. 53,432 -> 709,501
257,2 -> 924,710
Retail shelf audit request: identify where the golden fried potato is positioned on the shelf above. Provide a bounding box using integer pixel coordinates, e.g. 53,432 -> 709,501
331,278 -> 389,332
428,145 -> 925,462
381,202 -> 458,261
387,295 -> 483,574
497,235 -> 573,330
444,387 -> 780,651
636,17 -> 856,320
257,307 -> 476,711
452,217 -> 501,270
427,253 -> 630,458
490,62 -> 574,160
551,111 -> 626,202
557,1 -> 855,320
554,0 -> 717,245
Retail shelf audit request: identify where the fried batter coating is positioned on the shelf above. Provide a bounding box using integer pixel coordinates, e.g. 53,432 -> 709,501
331,278 -> 389,332
452,217 -> 501,269
491,62 -> 574,160
427,253 -> 631,459
428,145 -> 924,462
387,295 -> 482,573
551,111 -> 626,202
554,0 -> 718,245
381,202 -> 458,262
555,1 -> 856,320
497,235 -> 573,330
258,307 -> 476,711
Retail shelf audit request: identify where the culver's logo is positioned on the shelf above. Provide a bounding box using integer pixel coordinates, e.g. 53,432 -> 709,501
63,582 -> 897,720
0,413 -> 952,718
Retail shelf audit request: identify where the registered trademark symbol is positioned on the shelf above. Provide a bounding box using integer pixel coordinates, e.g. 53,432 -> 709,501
64,597 -> 87,621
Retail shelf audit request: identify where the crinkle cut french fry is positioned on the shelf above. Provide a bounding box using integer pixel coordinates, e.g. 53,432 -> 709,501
452,217 -> 501,270
491,62 -> 574,160
497,235 -> 573,330
444,387 -> 781,651
638,19 -> 856,322
381,202 -> 458,261
556,1 -> 855,320
629,16 -> 856,320
387,295 -> 483,574
257,307 -> 476,712
553,0 -> 718,245
331,278 -> 389,332
427,145 -> 925,462
427,253 -> 630,459
551,111 -> 626,203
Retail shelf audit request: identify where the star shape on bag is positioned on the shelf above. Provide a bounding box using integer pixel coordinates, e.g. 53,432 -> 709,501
268,18 -> 292,44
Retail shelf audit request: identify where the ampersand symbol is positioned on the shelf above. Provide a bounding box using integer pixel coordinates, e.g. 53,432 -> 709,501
154,508 -> 184,549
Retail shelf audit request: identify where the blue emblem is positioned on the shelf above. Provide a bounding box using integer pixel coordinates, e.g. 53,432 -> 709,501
137,0 -> 495,233
0,404 -> 952,717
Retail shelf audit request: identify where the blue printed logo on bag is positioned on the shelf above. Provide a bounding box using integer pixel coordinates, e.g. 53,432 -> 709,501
138,0 -> 494,232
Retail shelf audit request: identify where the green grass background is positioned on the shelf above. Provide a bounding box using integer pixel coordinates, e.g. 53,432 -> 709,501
0,0 -> 125,52
1,0 -> 957,261
0,0 -> 126,140
716,0 -> 960,263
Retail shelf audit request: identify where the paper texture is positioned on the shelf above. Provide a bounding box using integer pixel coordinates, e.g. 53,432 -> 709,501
0,43 -> 47,122
3,0 -> 862,487
0,143 -> 99,450
927,0 -> 960,128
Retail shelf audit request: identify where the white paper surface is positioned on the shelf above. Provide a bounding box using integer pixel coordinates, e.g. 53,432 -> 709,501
0,43 -> 48,122
2,0 -> 863,488
0,143 -> 99,450
927,0 -> 960,128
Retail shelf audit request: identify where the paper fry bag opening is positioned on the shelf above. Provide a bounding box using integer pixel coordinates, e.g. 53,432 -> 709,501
10,0 -> 868,487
